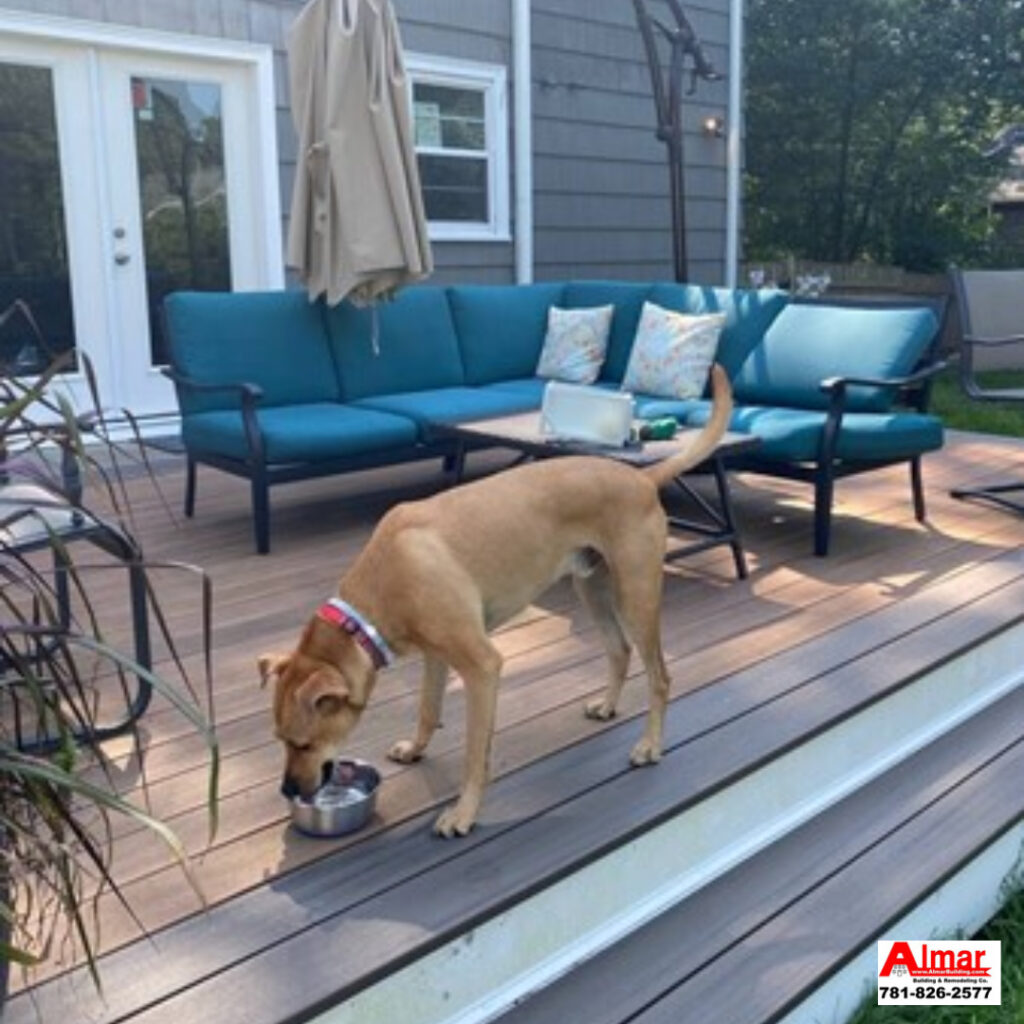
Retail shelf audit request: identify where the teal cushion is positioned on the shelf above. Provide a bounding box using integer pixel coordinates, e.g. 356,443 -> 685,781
324,287 -> 465,400
181,403 -> 419,463
563,281 -> 652,383
483,377 -> 548,405
164,291 -> 337,413
648,284 -> 788,380
685,402 -> 944,462
352,386 -> 543,434
631,394 -> 707,422
448,283 -> 565,385
733,304 -> 939,412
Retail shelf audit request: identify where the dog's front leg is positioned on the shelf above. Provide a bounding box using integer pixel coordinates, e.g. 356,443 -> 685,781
389,655 -> 447,763
434,642 -> 502,838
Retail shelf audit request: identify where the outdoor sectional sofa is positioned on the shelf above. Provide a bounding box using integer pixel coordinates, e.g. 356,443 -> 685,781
163,281 -> 946,556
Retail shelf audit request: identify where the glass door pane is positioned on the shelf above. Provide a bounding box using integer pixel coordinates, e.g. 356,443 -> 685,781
130,76 -> 232,367
0,61 -> 76,375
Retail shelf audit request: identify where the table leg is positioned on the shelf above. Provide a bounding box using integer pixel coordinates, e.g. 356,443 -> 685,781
662,456 -> 748,579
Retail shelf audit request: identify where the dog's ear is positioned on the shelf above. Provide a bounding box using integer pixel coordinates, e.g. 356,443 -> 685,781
297,668 -> 353,717
257,653 -> 291,689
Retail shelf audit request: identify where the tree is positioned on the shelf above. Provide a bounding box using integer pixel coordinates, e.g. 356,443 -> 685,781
744,0 -> 1024,271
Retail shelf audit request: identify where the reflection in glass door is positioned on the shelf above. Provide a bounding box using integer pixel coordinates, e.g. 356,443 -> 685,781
130,75 -> 231,367
102,48 -> 272,415
0,61 -> 77,376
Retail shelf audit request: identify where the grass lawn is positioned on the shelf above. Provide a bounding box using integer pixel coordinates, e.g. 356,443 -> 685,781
930,369 -> 1024,438
849,883 -> 1024,1023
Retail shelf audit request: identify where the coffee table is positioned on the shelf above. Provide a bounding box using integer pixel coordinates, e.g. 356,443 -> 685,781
428,412 -> 759,579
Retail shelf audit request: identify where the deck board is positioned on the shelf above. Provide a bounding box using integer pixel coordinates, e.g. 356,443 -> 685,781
496,685 -> 1024,1024
5,430 -> 1024,1018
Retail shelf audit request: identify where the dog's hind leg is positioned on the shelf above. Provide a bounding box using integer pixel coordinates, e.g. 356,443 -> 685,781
609,544 -> 671,767
573,562 -> 632,722
389,654 -> 448,764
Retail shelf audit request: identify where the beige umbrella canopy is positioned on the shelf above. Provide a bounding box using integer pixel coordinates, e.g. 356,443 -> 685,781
286,0 -> 433,307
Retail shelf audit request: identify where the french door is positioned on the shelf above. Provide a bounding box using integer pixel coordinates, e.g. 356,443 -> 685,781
0,26 -> 281,420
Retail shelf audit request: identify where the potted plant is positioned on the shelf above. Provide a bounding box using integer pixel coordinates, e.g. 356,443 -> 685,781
0,300 -> 219,1005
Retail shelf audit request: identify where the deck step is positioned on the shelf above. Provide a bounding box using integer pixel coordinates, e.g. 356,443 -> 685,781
6,557 -> 1024,1024
496,684 -> 1024,1024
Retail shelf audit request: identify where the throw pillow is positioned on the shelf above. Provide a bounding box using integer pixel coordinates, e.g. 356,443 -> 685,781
536,305 -> 614,385
621,303 -> 726,399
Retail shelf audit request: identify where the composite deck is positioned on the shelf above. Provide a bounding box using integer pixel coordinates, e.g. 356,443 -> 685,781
5,428 -> 1024,1022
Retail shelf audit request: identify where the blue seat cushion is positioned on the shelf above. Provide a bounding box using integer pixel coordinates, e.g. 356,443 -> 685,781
631,394 -> 707,422
352,386 -> 543,435
164,290 -> 339,413
482,377 -> 548,405
563,281 -> 652,384
448,283 -> 566,385
324,286 -> 465,400
733,304 -> 940,413
648,284 -> 789,380
181,403 -> 419,463
685,402 -> 944,462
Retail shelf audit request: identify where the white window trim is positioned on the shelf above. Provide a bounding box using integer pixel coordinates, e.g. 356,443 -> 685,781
406,52 -> 510,244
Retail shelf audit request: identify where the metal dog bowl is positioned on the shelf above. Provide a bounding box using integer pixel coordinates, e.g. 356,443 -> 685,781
290,758 -> 381,837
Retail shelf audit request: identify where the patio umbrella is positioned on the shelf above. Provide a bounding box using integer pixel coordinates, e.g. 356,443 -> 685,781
286,0 -> 432,308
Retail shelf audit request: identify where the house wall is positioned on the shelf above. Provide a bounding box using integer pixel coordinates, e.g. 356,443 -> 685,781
531,0 -> 729,285
0,0 -> 731,286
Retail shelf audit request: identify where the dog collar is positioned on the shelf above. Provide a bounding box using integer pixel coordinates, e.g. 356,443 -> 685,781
316,598 -> 396,670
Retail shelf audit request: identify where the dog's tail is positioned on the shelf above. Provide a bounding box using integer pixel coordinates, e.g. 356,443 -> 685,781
642,364 -> 733,490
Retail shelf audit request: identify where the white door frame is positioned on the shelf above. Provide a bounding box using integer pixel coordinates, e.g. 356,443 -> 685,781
0,9 -> 283,422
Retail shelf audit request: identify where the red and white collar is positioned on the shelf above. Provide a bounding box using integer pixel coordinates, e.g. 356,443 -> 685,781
316,597 -> 395,670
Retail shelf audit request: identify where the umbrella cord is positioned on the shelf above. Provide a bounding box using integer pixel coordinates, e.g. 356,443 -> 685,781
371,304 -> 381,357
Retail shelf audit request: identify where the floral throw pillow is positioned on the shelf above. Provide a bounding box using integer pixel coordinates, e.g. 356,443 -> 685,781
621,303 -> 726,399
535,305 -> 614,385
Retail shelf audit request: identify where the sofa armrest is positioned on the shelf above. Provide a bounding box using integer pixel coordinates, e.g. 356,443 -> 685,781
962,333 -> 1024,347
819,357 -> 951,397
161,367 -> 264,405
161,368 -> 266,465
815,358 -> 949,467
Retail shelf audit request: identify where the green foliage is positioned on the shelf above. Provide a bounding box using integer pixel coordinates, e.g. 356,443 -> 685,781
745,0 -> 1024,271
931,368 -> 1024,437
0,301 -> 218,999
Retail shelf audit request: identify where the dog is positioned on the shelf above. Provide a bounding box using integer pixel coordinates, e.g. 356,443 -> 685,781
261,365 -> 732,837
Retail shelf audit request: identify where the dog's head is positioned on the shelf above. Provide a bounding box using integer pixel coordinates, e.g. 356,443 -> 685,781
260,624 -> 377,800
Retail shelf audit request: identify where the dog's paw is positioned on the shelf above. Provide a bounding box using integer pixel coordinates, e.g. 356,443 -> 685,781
433,804 -> 476,838
583,698 -> 617,721
629,738 -> 662,766
387,739 -> 424,764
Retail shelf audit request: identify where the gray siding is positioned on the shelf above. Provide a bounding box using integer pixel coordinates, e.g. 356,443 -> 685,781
0,0 -> 731,286
531,0 -> 729,285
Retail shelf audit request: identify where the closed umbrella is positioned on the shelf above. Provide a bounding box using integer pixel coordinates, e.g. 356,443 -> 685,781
286,0 -> 432,308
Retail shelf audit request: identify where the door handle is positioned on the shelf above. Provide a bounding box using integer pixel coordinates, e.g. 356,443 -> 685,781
114,252 -> 131,265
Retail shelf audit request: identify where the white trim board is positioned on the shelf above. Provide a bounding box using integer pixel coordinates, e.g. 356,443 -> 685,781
0,7 -> 271,63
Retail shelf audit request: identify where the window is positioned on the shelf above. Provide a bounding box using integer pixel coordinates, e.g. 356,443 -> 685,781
406,55 -> 509,242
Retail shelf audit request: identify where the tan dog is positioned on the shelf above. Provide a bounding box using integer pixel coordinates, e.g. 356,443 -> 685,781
261,365 -> 732,837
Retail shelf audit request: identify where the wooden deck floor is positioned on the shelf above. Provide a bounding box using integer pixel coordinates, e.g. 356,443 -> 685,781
9,428 -> 1024,1001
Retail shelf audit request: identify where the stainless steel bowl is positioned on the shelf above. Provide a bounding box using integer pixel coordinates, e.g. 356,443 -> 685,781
290,758 -> 380,837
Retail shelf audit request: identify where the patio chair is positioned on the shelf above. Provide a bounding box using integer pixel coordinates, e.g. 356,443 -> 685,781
948,267 -> 1024,514
0,442 -> 152,752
